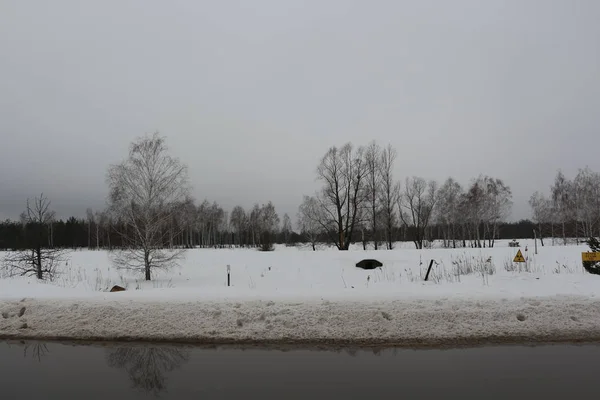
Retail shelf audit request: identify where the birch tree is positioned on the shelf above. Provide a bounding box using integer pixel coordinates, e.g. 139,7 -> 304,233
378,144 -> 400,249
281,213 -> 293,245
573,167 -> 600,238
107,133 -> 190,281
529,191 -> 553,246
364,141 -> 382,249
398,177 -> 438,249
297,195 -> 323,251
436,178 -> 463,248
258,201 -> 280,251
229,206 -> 247,246
482,177 -> 512,247
551,171 -> 575,245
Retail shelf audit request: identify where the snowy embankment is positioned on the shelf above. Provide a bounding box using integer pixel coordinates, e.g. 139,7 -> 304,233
2,240 -> 600,346
2,296 -> 600,346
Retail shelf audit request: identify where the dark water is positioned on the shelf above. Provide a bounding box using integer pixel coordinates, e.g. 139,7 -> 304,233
0,341 -> 598,399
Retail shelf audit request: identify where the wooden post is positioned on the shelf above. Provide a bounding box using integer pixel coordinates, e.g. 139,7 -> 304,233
424,259 -> 435,281
227,265 -> 231,287
533,230 -> 538,255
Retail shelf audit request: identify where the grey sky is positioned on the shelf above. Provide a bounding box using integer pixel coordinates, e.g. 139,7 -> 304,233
1,0 -> 599,222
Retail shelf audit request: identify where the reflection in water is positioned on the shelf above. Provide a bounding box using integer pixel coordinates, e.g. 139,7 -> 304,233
106,346 -> 191,395
10,341 -> 51,362
23,342 -> 50,362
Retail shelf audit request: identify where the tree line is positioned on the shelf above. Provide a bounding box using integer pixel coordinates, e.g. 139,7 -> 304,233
529,168 -> 600,245
298,142 -> 599,251
2,134 -> 598,281
298,141 -> 514,250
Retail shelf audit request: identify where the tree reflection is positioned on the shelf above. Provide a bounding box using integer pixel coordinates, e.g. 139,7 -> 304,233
106,346 -> 191,395
14,341 -> 50,362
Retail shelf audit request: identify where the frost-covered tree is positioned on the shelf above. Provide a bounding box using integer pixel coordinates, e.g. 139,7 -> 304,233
107,133 -> 190,281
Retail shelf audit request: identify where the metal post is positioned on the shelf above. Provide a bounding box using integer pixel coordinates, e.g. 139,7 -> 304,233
424,259 -> 435,281
227,264 -> 231,287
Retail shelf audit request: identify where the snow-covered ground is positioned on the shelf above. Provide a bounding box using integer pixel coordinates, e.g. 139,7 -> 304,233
1,240 -> 600,346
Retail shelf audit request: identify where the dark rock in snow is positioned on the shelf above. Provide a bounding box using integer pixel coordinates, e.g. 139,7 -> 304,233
356,259 -> 383,270
109,285 -> 126,293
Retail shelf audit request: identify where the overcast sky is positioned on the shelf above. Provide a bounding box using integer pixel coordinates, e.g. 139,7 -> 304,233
1,0 -> 599,223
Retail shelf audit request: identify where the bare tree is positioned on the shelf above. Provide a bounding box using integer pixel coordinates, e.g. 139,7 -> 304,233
86,208 -> 94,249
364,141 -> 382,249
551,170 -> 575,245
178,196 -> 197,248
281,213 -> 293,245
529,191 -> 553,246
258,201 -> 280,251
198,200 -> 225,247
482,177 -> 512,247
573,167 -> 600,238
378,144 -> 400,249
229,205 -> 247,247
107,133 -> 190,281
461,177 -> 487,248
248,204 -> 262,247
297,195 -> 323,251
398,177 -> 438,249
314,143 -> 367,250
107,346 -> 190,395
436,178 -> 463,248
2,194 -> 67,280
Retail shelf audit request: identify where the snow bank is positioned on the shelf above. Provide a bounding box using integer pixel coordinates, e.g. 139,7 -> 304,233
2,242 -> 599,346
2,296 -> 600,346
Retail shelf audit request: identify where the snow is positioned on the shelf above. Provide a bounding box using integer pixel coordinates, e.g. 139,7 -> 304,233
2,240 -> 600,346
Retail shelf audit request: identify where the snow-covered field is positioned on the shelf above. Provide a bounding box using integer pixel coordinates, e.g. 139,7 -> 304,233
1,240 -> 600,346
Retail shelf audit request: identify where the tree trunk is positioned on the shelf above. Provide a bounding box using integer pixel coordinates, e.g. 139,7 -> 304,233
144,250 -> 151,281
36,247 -> 42,279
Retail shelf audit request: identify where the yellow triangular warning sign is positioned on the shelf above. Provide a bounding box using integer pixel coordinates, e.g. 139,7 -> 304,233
513,249 -> 526,263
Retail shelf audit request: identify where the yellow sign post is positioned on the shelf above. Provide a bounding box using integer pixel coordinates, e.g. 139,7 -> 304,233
513,249 -> 526,263
582,253 -> 600,262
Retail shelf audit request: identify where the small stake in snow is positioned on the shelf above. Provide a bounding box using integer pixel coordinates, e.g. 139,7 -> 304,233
227,265 -> 231,287
424,259 -> 435,281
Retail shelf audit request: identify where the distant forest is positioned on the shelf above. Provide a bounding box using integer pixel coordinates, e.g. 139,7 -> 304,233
0,216 -> 590,252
